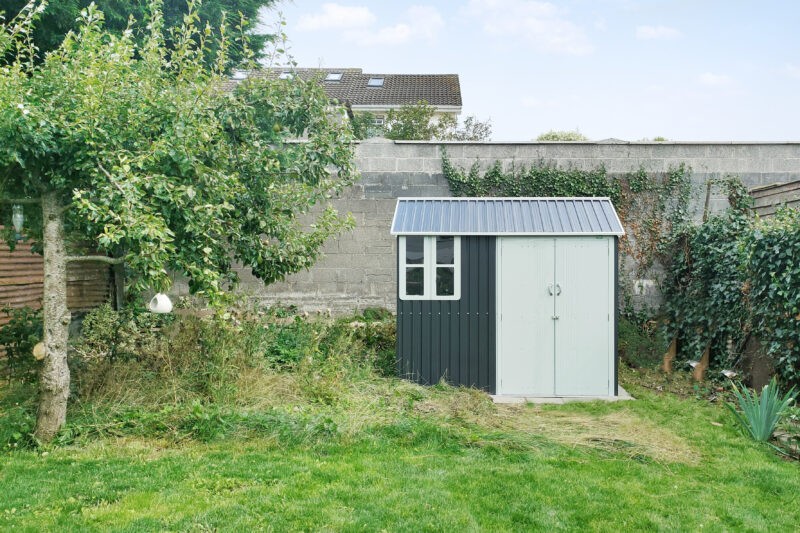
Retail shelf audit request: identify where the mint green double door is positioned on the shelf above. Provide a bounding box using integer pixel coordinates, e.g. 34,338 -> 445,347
496,236 -> 614,396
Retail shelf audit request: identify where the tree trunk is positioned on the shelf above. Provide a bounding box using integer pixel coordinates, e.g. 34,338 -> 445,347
34,191 -> 71,443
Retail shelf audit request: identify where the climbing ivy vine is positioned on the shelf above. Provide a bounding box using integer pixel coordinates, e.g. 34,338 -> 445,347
440,148 -> 694,279
662,179 -> 800,385
661,201 -> 751,370
442,148 -> 800,384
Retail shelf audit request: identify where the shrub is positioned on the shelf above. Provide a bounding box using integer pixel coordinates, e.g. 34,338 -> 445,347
618,318 -> 666,368
536,129 -> 589,141
727,377 -> 797,442
662,209 -> 751,367
0,306 -> 43,382
351,319 -> 397,377
264,317 -> 322,369
747,208 -> 800,384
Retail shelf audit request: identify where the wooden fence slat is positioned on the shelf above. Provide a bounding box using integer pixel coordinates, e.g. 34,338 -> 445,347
750,180 -> 800,218
0,226 -> 112,331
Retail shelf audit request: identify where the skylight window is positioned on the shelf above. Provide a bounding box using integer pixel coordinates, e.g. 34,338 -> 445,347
231,70 -> 249,81
367,77 -> 385,87
325,72 -> 343,82
278,71 -> 293,80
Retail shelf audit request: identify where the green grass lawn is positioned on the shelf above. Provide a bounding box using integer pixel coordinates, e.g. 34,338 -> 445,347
2,371 -> 799,532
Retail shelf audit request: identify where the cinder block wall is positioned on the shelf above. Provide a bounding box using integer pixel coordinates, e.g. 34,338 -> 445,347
235,139 -> 800,313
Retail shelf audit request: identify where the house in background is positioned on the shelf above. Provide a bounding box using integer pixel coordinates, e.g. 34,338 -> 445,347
231,68 -> 462,129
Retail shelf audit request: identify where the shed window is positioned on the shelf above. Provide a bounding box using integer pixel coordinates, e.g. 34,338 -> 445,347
400,236 -> 460,300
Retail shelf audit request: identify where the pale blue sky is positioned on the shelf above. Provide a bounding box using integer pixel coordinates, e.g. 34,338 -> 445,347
259,1 -> 799,141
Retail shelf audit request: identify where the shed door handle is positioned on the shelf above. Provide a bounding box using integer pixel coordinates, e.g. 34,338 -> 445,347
555,283 -> 562,296
547,284 -> 554,295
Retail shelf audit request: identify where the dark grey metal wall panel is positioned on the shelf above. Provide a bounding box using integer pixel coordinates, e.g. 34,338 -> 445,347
397,236 -> 496,393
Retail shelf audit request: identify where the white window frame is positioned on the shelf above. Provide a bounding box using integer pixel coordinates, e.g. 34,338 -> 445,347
399,236 -> 461,301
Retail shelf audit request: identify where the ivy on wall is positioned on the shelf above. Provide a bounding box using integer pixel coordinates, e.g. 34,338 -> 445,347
442,149 -> 800,384
661,207 -> 751,370
440,148 -> 694,279
662,180 -> 800,385
747,208 -> 800,383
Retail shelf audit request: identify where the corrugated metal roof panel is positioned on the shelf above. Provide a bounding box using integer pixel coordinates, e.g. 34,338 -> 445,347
390,198 -> 625,236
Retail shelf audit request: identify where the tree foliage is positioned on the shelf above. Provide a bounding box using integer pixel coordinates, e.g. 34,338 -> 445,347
438,115 -> 492,142
0,0 -> 276,64
536,129 -> 589,141
349,111 -> 383,140
383,100 -> 444,141
382,100 -> 491,141
0,0 -> 355,440
1,0 -> 356,298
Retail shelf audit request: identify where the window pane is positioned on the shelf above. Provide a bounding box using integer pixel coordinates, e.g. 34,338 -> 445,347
406,267 -> 424,295
436,267 -> 454,296
406,236 -> 424,264
436,236 -> 454,264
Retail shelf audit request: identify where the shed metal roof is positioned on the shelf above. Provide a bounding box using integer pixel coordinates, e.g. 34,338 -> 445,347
390,198 -> 625,236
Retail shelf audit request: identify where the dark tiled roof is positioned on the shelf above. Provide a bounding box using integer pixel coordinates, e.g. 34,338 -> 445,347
240,68 -> 462,107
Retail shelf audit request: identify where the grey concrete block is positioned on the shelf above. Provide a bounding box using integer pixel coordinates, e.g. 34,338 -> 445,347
439,145 -> 465,159
230,141 -> 800,316
758,145 -> 800,159
771,159 -> 800,172
365,158 -> 398,172
424,157 -> 445,173
396,158 -> 426,172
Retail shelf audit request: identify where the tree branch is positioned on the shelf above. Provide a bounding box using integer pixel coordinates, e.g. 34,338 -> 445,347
66,255 -> 124,265
0,198 -> 40,205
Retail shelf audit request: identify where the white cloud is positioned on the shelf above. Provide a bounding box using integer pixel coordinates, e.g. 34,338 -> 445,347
594,18 -> 608,32
343,5 -> 444,46
783,64 -> 800,79
464,0 -> 592,55
406,6 -> 445,41
635,25 -> 681,40
296,3 -> 376,31
698,72 -> 732,87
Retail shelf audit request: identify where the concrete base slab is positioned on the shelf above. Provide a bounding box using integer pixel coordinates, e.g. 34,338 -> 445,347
491,387 -> 634,404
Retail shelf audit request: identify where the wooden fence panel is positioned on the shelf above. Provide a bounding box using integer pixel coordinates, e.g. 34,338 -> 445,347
0,227 -> 112,327
751,181 -> 800,218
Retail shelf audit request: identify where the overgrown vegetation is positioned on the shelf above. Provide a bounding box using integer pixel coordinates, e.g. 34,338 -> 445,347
2,301 -> 800,528
0,306 -> 42,382
1,304 -> 397,447
662,179 -> 800,386
1,0 -> 356,441
2,329 -> 800,528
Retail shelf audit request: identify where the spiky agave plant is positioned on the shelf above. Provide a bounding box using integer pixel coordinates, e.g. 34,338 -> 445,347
727,377 -> 797,442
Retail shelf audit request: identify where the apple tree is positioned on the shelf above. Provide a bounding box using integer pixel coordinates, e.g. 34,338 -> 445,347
0,1 -> 356,442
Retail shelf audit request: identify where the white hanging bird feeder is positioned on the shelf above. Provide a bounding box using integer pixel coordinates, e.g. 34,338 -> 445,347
148,293 -> 173,314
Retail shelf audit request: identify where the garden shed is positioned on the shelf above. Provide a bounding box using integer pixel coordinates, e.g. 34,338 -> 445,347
390,197 -> 625,397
